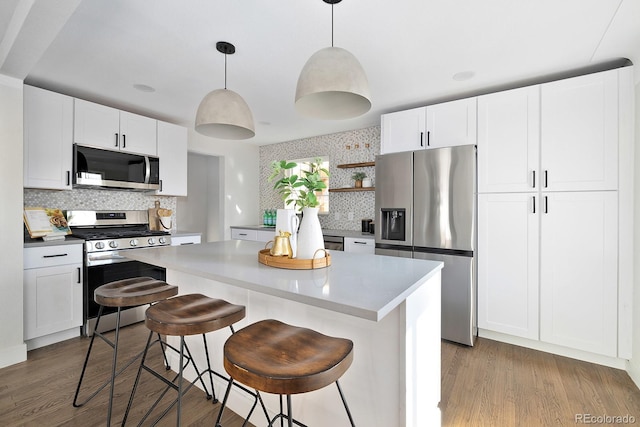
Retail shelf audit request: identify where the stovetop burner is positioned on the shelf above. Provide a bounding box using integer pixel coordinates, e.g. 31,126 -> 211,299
72,228 -> 169,240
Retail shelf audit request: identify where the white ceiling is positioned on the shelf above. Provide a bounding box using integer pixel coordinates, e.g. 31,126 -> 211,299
2,0 -> 640,146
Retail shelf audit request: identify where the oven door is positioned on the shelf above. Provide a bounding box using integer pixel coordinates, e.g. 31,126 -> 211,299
84,252 -> 166,335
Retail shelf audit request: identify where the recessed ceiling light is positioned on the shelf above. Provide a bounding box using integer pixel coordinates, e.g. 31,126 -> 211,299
133,83 -> 156,93
452,71 -> 475,81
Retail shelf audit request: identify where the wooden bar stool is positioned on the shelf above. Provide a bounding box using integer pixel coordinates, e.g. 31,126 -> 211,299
122,293 -> 263,426
73,277 -> 178,426
216,319 -> 355,427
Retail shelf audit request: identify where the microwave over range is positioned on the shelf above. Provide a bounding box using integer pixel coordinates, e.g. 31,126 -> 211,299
73,144 -> 160,191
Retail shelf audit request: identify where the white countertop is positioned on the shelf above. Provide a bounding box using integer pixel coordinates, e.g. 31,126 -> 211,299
124,240 -> 442,321
230,225 -> 374,240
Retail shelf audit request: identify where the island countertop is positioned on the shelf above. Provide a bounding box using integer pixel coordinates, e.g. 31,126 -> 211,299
124,239 -> 442,321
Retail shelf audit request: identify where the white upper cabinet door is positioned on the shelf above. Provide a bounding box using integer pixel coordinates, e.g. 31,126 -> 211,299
425,97 -> 477,149
540,70 -> 618,191
380,106 -> 426,154
74,98 -> 120,150
119,111 -> 157,156
24,85 -> 74,190
478,86 -> 540,193
156,121 -> 187,196
477,193 -> 539,339
539,191 -> 618,357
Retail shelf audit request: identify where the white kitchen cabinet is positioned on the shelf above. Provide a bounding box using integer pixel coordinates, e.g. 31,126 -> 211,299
344,236 -> 375,254
477,193 -> 539,339
380,98 -> 476,154
381,106 -> 426,154
477,86 -> 540,193
171,234 -> 202,246
23,85 -> 74,190
540,71 -> 618,192
156,121 -> 188,196
231,228 -> 275,243
74,98 -> 157,156
24,244 -> 83,349
539,191 -> 618,357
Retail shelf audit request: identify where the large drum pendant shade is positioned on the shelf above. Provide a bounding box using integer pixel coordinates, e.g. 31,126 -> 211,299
195,88 -> 255,140
295,46 -> 371,120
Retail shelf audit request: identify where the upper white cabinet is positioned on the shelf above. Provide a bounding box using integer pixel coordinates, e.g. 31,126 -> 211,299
540,71 -> 618,192
381,98 -> 476,154
478,86 -> 540,193
156,121 -> 188,196
74,99 -> 157,156
23,85 -> 74,190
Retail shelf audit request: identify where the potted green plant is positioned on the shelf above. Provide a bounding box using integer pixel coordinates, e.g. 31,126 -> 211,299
352,171 -> 366,188
269,158 -> 329,210
269,158 -> 329,259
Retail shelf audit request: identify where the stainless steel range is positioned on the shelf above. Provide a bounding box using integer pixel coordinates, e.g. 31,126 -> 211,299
67,210 -> 171,335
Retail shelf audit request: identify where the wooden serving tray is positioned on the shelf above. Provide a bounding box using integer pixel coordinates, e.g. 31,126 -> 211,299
258,249 -> 331,269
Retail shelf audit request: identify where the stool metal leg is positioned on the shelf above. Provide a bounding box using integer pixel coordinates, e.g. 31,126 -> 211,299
106,307 -> 122,425
73,305 -> 105,408
336,380 -> 356,427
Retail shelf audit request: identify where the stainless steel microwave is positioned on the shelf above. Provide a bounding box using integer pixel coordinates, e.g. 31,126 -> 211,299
73,144 -> 160,191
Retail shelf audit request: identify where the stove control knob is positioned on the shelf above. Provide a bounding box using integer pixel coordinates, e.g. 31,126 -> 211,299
159,237 -> 167,244
148,237 -> 156,245
109,241 -> 118,249
95,242 -> 105,250
130,239 -> 139,247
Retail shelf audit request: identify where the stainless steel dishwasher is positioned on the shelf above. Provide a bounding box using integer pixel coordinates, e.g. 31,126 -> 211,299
323,235 -> 344,251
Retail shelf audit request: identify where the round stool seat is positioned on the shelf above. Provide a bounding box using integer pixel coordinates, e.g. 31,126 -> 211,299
224,319 -> 354,395
94,277 -> 178,307
145,293 -> 246,336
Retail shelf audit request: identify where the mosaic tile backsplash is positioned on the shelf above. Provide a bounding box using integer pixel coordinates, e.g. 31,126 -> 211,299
24,188 -> 177,231
260,125 -> 380,230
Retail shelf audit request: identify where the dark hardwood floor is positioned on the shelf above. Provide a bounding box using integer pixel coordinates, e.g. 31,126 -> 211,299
1,322 -> 639,426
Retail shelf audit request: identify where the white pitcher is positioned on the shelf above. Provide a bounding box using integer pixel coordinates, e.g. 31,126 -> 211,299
275,209 -> 300,258
296,207 -> 325,259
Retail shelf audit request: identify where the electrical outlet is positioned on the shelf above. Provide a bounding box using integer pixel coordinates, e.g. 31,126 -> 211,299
348,212 -> 354,221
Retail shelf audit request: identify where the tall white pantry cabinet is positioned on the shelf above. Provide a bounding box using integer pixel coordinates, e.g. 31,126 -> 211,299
477,66 -> 634,362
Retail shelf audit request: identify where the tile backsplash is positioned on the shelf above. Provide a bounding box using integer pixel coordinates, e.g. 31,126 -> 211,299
23,188 -> 177,230
259,125 -> 380,230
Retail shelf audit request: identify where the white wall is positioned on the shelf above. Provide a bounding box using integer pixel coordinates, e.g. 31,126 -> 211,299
629,81 -> 640,387
0,75 -> 27,368
187,129 -> 260,240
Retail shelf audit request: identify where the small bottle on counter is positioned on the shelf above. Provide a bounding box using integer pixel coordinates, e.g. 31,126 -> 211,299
263,210 -> 269,226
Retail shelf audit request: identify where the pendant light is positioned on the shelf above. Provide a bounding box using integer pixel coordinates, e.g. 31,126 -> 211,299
295,0 -> 371,120
195,41 -> 255,140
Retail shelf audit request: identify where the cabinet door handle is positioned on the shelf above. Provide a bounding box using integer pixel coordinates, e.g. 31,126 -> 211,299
532,170 -> 536,188
159,179 -> 163,192
420,132 -> 424,147
66,170 -> 71,186
180,242 -> 194,245
544,196 -> 548,213
532,196 -> 536,214
77,267 -> 81,284
427,131 -> 431,147
115,133 -> 119,147
239,233 -> 248,236
353,241 -> 367,245
544,170 -> 548,188
122,134 -> 126,148
43,253 -> 68,258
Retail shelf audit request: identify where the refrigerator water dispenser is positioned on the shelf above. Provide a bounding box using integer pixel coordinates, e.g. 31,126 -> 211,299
381,208 -> 406,241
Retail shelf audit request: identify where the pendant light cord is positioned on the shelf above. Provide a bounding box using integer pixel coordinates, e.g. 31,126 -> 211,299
224,53 -> 228,89
331,3 -> 334,47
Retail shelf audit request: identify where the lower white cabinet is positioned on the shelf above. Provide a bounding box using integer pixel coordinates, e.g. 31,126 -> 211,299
478,193 -> 539,339
539,191 -> 618,357
231,228 -> 274,243
171,234 -> 202,246
344,237 -> 375,254
478,191 -> 618,357
23,244 -> 83,348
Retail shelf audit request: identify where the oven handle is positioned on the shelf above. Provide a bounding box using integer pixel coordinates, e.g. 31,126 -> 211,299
86,254 -> 134,267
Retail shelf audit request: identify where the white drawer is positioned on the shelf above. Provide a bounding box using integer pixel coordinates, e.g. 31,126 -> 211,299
344,237 -> 375,254
171,235 -> 202,246
231,228 -> 258,241
24,244 -> 83,269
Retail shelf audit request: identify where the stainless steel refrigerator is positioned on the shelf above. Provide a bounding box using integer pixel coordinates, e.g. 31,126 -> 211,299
375,145 -> 477,346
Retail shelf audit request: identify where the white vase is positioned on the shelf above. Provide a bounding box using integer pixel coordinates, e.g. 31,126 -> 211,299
296,207 -> 325,259
275,209 -> 300,258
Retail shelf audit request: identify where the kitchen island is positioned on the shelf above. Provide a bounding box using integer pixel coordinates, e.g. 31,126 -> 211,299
125,240 -> 442,427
